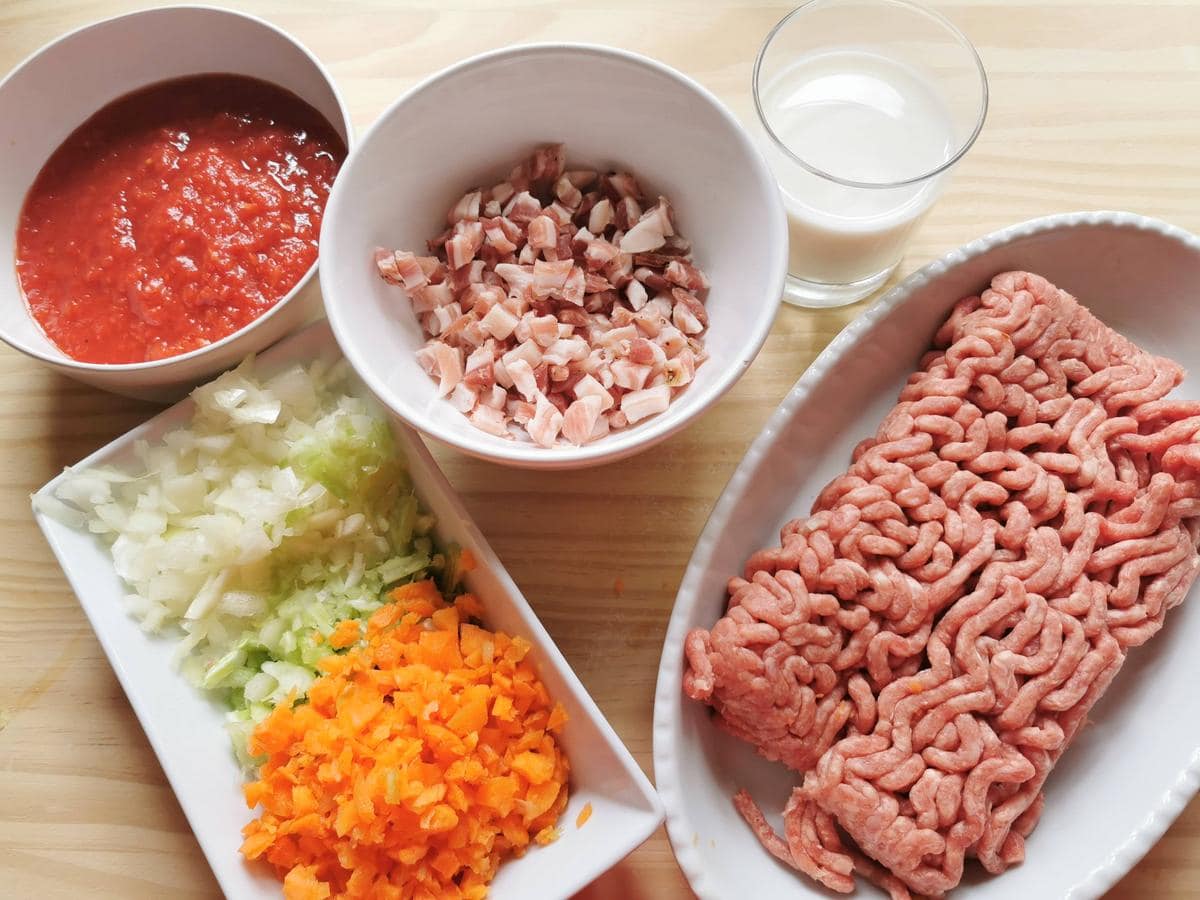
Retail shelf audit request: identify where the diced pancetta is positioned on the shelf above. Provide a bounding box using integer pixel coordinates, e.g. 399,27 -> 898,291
620,384 -> 670,423
375,143 -> 709,448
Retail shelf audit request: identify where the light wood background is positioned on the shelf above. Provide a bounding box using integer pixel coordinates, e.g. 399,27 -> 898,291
2,1 -> 1199,897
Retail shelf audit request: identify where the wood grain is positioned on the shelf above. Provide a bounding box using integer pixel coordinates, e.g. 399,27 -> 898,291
1,1 -> 1199,897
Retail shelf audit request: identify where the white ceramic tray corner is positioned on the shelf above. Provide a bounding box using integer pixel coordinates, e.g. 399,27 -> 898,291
33,320 -> 663,900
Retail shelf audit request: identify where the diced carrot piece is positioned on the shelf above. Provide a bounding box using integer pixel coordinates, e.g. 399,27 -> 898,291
511,751 -> 555,785
282,865 -> 331,900
576,801 -> 593,828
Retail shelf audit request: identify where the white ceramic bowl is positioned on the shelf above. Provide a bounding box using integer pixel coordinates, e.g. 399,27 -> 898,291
321,43 -> 787,469
654,211 -> 1200,899
0,6 -> 351,401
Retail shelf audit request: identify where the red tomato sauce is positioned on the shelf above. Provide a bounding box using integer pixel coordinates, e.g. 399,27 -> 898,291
15,74 -> 346,364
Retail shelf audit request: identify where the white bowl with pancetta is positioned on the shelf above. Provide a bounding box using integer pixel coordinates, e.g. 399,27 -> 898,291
319,43 -> 787,469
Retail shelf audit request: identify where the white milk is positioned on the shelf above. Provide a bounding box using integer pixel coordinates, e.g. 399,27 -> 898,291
760,50 -> 956,285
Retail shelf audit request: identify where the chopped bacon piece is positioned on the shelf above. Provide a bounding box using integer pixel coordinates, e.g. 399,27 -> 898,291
527,215 -> 557,251
614,196 -> 643,231
562,266 -> 586,306
460,319 -> 487,348
610,306 -> 635,328
584,238 -> 622,271
584,290 -> 619,314
532,258 -> 573,299
502,339 -> 543,372
449,381 -> 477,413
469,404 -> 509,437
634,266 -> 671,293
611,359 -> 652,391
557,307 -> 590,328
379,249 -> 432,291
463,360 -> 495,392
573,373 -> 616,411
528,393 -> 564,448
633,252 -> 672,269
446,221 -> 484,269
545,202 -> 575,226
525,314 -> 559,348
561,395 -> 604,445
664,348 -> 696,386
504,190 -> 542,225
528,143 -> 566,186
490,181 -> 516,205
604,252 -> 633,288
665,259 -> 710,292
415,344 -> 438,377
656,324 -> 688,357
620,198 -> 674,253
482,384 -> 507,409
672,288 -> 708,335
588,198 -> 614,234
555,175 -> 583,209
484,220 -> 518,254
494,263 -> 534,294
507,358 -> 539,402
628,337 -> 666,369
448,190 -> 482,223
626,279 -> 649,312
411,281 -> 454,313
480,303 -> 519,341
375,250 -> 402,286
620,384 -> 670,423
553,228 -> 574,262
542,337 -> 590,366
585,272 -> 612,294
606,171 -> 643,201
430,342 -> 464,397
599,324 -> 639,350
507,399 -> 535,425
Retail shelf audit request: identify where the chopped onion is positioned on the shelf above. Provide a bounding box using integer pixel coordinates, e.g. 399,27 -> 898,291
45,357 -> 455,765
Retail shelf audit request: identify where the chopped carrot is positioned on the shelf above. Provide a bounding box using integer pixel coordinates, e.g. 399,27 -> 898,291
459,548 -> 478,572
240,595 -> 570,898
576,801 -> 593,828
327,618 -> 361,649
282,865 -> 331,900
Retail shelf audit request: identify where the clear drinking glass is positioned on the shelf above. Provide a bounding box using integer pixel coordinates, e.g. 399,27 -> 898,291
754,0 -> 988,308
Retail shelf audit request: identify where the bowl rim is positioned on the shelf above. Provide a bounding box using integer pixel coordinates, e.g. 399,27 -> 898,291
321,41 -> 788,468
0,3 -> 354,374
651,209 -> 1200,900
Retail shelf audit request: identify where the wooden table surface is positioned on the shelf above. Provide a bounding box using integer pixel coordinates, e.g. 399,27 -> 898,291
2,1 -> 1199,897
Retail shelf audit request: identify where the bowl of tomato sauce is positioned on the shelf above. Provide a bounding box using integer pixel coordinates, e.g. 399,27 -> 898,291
0,7 -> 351,400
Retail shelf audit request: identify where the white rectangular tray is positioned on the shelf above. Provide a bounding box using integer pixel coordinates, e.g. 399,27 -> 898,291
33,320 -> 662,900
655,212 -> 1200,899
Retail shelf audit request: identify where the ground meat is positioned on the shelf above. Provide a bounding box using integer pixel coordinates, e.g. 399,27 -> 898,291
683,271 -> 1200,897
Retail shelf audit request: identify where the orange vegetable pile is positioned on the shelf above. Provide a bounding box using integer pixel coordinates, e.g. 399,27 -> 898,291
240,579 -> 570,899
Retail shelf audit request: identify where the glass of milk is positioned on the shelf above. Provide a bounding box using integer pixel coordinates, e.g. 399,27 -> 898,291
754,0 -> 988,308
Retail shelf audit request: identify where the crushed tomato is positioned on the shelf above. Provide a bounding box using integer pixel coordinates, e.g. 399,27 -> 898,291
15,74 -> 345,363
